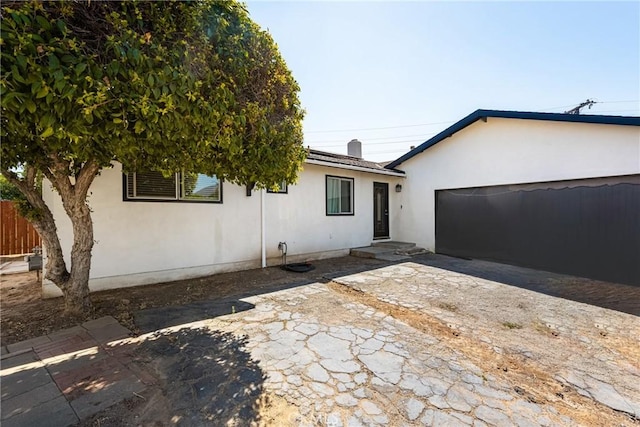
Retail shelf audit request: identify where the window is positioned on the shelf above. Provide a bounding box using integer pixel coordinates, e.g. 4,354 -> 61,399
326,175 -> 354,215
181,173 -> 221,201
125,171 -> 221,202
127,170 -> 176,200
267,180 -> 288,194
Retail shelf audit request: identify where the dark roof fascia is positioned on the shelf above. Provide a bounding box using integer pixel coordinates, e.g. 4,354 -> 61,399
385,109 -> 640,169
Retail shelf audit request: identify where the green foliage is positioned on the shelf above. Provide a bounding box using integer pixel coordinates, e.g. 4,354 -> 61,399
0,174 -> 22,200
13,197 -> 43,222
1,0 -> 305,187
0,173 -> 42,220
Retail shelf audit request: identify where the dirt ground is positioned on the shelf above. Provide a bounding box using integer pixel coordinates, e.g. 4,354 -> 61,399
0,256 -> 384,347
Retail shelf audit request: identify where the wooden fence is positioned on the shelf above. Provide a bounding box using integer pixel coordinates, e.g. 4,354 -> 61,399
0,201 -> 41,255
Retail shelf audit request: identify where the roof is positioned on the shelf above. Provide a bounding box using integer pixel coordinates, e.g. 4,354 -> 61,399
386,109 -> 640,169
306,149 -> 405,176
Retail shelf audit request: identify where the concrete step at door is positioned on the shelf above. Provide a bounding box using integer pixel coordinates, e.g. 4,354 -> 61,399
351,242 -> 428,261
371,241 -> 416,250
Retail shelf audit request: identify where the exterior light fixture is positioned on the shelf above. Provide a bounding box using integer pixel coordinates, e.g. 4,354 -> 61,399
395,184 -> 402,193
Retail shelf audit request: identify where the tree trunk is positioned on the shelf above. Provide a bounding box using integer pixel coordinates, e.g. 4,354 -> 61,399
50,161 -> 100,316
1,160 -> 99,316
29,209 -> 69,286
62,200 -> 94,315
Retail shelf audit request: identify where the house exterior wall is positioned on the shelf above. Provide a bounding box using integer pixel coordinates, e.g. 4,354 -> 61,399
42,162 -> 402,297
264,164 -> 401,260
394,118 -> 640,251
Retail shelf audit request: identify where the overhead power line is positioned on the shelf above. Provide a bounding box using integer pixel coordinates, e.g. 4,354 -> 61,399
310,145 -> 421,155
308,136 -> 435,148
365,148 -> 412,155
305,131 -> 438,144
305,120 -> 455,134
587,109 -> 639,114
307,100 -> 640,134
312,139 -> 427,148
598,100 -> 640,104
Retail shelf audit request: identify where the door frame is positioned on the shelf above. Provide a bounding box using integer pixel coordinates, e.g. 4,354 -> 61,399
373,182 -> 390,239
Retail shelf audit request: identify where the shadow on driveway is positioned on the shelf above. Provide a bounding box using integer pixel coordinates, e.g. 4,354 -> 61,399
136,328 -> 265,426
77,327 -> 266,427
411,253 -> 640,316
135,299 -> 256,334
133,258 -> 390,333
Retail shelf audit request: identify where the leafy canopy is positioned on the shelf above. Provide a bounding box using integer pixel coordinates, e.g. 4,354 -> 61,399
1,0 -> 305,187
0,174 -> 22,200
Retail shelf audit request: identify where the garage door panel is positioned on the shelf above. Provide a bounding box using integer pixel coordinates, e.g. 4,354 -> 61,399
435,176 -> 640,286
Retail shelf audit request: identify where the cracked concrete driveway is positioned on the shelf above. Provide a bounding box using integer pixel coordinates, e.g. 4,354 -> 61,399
91,257 -> 639,426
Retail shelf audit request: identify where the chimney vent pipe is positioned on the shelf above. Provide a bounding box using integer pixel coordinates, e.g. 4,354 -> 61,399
348,139 -> 362,158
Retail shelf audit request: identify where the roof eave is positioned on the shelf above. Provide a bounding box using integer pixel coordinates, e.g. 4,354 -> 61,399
305,159 -> 406,177
385,109 -> 640,169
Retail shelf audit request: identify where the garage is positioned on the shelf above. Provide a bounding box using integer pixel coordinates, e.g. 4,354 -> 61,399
387,110 -> 639,287
435,175 -> 640,286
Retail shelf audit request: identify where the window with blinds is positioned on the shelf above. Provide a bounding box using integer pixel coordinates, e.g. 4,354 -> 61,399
125,171 -> 221,202
126,171 -> 177,199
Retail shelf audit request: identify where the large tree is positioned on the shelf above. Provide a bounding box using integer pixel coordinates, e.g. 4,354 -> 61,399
0,0 -> 305,315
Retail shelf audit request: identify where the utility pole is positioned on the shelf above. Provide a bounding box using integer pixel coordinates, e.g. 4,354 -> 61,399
564,99 -> 596,115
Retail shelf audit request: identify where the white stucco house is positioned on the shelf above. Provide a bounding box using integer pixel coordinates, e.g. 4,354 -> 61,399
42,139 -> 405,296
42,110 -> 640,296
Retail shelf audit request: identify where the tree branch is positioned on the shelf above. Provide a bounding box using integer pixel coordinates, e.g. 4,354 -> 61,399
0,166 -> 70,285
46,153 -> 74,196
75,160 -> 100,199
1,169 -> 41,211
25,165 -> 36,188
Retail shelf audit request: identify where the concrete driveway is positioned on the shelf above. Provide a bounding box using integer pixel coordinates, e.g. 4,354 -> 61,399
128,257 -> 639,426
3,255 -> 639,426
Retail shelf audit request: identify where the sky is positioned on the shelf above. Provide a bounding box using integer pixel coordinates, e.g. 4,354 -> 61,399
246,1 -> 640,162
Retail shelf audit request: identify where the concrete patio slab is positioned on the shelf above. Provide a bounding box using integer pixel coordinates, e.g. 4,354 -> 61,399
1,395 -> 77,427
84,322 -> 131,344
1,361 -> 51,400
0,316 -> 149,426
1,348 -> 40,369
3,257 -> 638,426
1,382 -> 61,420
331,259 -> 640,421
123,257 -> 638,426
6,335 -> 51,353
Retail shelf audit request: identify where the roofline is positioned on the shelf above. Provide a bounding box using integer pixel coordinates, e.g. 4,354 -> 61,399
385,109 -> 640,169
305,159 -> 406,177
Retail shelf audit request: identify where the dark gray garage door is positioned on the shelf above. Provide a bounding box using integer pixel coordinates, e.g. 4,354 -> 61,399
435,175 -> 640,287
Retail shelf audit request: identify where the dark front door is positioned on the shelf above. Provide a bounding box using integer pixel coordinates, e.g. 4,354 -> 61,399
373,182 -> 389,239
